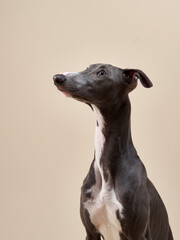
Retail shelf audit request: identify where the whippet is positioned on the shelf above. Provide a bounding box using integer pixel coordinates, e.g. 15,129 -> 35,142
53,63 -> 173,240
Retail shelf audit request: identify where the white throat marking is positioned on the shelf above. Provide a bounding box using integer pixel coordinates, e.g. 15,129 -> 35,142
92,105 -> 106,184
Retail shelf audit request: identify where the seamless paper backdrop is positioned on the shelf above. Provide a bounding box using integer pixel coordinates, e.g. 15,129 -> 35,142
1,0 -> 180,239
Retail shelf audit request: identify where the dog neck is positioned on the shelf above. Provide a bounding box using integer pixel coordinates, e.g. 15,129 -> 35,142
92,97 -> 138,183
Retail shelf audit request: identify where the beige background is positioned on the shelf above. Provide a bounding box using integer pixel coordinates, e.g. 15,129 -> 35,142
1,0 -> 180,239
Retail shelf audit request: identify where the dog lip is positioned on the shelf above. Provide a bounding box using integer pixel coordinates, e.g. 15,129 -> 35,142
56,85 -> 88,101
55,85 -> 70,95
57,87 -> 72,97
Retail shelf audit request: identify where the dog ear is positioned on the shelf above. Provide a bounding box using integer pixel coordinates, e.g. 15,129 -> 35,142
122,69 -> 153,91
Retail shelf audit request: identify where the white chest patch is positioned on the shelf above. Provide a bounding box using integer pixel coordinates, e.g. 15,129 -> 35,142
84,186 -> 123,240
84,106 -> 123,240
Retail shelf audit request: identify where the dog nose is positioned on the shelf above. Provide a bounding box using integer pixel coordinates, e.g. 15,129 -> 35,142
53,74 -> 66,85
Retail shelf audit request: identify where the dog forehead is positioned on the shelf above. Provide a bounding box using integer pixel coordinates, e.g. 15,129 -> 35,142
88,63 -> 113,70
87,63 -> 122,75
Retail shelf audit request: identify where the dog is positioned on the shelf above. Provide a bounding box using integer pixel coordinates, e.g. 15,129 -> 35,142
53,64 -> 173,240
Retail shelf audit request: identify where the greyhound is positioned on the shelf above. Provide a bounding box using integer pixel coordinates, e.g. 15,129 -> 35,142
53,64 -> 173,240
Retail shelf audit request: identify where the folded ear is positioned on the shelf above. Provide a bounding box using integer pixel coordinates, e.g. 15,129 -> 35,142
122,69 -> 153,91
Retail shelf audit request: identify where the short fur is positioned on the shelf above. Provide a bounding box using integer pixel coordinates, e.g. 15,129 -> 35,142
53,64 -> 173,240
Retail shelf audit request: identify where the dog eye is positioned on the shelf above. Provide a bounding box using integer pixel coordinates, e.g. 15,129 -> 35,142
97,70 -> 106,77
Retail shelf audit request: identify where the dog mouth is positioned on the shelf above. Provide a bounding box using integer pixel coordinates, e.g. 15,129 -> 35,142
60,89 -> 72,97
55,85 -> 72,97
56,85 -> 89,103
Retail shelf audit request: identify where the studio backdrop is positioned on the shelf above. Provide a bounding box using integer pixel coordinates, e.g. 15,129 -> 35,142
1,0 -> 180,239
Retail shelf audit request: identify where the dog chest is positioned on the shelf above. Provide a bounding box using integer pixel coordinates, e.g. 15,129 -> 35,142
84,187 -> 123,240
